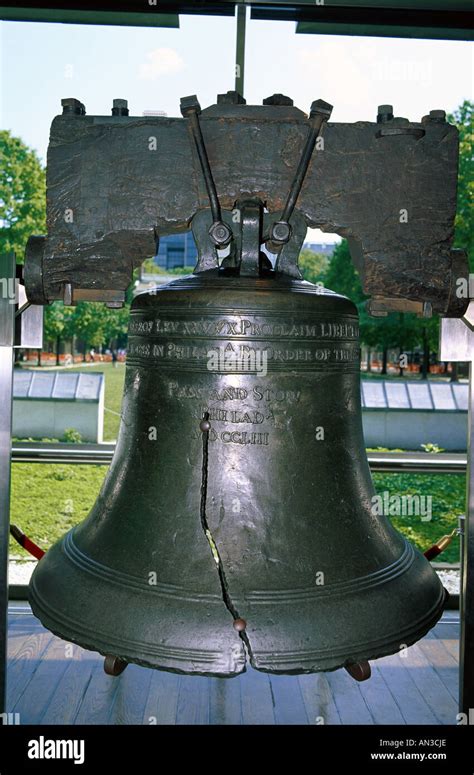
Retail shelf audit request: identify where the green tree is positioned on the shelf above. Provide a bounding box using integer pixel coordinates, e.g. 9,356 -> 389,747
324,240 -> 423,373
43,302 -> 72,366
359,307 -> 420,375
298,249 -> 328,285
141,257 -> 167,274
323,240 -> 366,303
448,100 -> 473,268
71,303 -> 110,360
0,131 -> 46,260
168,266 -> 195,275
103,304 -> 130,350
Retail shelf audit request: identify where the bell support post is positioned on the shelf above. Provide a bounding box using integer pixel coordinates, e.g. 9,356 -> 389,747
0,254 -> 15,716
0,255 -> 43,715
440,310 -> 474,714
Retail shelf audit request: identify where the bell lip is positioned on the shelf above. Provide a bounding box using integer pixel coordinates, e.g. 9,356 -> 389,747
28,539 -> 248,679
28,546 -> 447,678
28,582 -> 446,678
245,584 -> 448,675
27,595 -> 248,679
28,596 -> 248,679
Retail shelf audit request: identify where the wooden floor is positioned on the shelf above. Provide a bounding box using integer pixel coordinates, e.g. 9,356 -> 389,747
6,604 -> 460,725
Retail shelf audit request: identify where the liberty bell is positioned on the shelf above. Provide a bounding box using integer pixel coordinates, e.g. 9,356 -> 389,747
29,97 -> 446,678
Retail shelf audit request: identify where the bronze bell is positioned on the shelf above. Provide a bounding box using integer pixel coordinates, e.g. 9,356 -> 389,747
29,240 -> 446,677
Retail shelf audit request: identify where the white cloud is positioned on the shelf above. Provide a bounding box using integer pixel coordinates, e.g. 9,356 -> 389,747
295,43 -> 379,120
139,48 -> 185,80
292,37 -> 472,123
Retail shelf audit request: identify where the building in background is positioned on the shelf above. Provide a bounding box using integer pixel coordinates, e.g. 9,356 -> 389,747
155,232 -> 198,270
154,235 -> 335,271
303,242 -> 336,256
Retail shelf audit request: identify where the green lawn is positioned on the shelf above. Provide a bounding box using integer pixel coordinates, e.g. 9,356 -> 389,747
11,463 -> 107,557
69,363 -> 125,440
372,472 -> 463,563
10,465 -> 463,564
10,365 -> 463,563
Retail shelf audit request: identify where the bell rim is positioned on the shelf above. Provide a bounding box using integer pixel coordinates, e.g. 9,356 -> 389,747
29,537 -> 447,677
29,580 -> 446,677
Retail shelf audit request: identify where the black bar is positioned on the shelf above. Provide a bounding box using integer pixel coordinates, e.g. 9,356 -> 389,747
0,0 -> 233,12
251,4 -> 473,30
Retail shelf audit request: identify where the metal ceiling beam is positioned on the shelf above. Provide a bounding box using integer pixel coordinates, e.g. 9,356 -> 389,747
296,22 -> 472,42
291,6 -> 473,41
1,0 -> 472,35
0,5 -> 180,26
0,1 -> 232,25
246,0 -> 473,40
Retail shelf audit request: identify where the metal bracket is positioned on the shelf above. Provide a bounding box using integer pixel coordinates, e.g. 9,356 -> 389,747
268,98 -> 332,251
191,202 -> 306,279
239,198 -> 263,277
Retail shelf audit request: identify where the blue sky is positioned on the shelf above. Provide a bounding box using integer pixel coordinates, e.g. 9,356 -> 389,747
0,14 -> 472,243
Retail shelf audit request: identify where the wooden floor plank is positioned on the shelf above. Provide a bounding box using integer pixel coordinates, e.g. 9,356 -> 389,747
142,670 -> 181,725
298,673 -> 342,725
357,663 -> 406,725
7,615 -> 43,630
269,674 -> 309,725
209,676 -> 242,725
416,635 -> 458,702
73,660 -> 122,725
7,629 -> 40,663
108,663 -> 155,725
433,623 -> 460,662
6,630 -> 54,713
5,606 -> 461,726
326,669 -> 374,724
375,651 -> 440,725
239,668 -> 275,724
7,615 -> 47,659
12,635 -> 74,723
175,675 -> 210,725
399,643 -> 458,725
40,651 -> 97,725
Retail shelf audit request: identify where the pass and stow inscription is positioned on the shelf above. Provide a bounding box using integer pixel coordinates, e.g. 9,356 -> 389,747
169,382 -> 304,448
